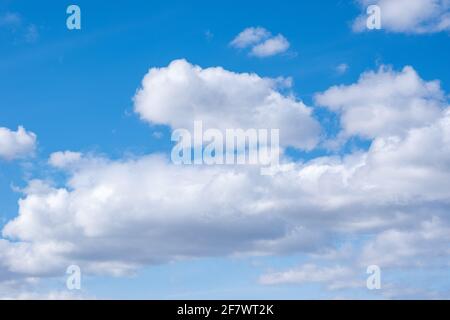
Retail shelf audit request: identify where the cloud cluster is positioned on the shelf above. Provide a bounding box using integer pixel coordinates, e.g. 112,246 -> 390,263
353,0 -> 450,33
315,66 -> 446,140
0,126 -> 36,160
1,61 -> 449,298
2,102 -> 450,287
230,27 -> 290,57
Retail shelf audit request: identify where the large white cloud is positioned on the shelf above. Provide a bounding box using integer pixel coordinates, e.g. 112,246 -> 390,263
353,0 -> 450,33
261,71 -> 450,296
1,106 -> 450,283
0,126 -> 36,160
134,59 -> 320,150
315,66 -> 446,140
2,152 -> 338,277
1,64 -> 450,298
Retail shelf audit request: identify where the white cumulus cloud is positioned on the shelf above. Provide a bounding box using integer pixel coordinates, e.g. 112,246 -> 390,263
1,105 -> 450,284
250,34 -> 290,58
1,64 -> 450,298
134,59 -> 320,150
0,126 -> 36,160
315,65 -> 447,140
353,0 -> 450,33
230,27 -> 270,48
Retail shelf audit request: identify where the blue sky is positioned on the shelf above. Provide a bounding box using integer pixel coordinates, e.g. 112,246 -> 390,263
0,0 -> 450,299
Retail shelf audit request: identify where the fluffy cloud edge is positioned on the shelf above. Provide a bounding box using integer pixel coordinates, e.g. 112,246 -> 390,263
353,0 -> 450,34
0,126 -> 37,160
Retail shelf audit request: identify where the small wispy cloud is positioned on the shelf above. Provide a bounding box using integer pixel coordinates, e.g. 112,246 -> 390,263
336,63 -> 349,74
230,27 -> 290,58
250,34 -> 290,57
0,11 -> 39,43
